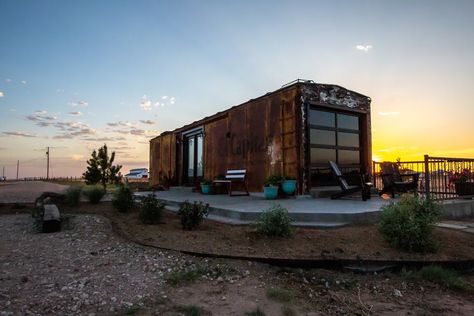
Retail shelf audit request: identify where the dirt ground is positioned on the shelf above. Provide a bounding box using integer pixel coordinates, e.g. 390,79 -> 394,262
1,212 -> 473,315
0,181 -> 69,203
77,202 -> 474,263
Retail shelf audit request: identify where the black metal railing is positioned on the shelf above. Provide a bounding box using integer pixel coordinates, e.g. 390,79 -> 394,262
373,155 -> 474,200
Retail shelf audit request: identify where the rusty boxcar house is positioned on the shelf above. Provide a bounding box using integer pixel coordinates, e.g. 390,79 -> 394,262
150,80 -> 372,195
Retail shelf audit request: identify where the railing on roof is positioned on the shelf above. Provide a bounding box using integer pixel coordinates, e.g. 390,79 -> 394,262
281,79 -> 315,88
372,155 -> 474,200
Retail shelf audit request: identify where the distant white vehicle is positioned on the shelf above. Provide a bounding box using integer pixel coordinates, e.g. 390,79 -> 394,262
0,176 -> 6,181
124,168 -> 149,179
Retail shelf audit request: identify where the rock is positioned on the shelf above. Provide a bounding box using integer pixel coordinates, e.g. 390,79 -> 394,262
393,289 -> 403,297
42,204 -> 61,233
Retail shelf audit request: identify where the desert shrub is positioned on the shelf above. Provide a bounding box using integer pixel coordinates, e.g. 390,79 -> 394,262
254,205 -> 294,238
112,185 -> 134,212
419,265 -> 466,290
266,286 -> 294,303
139,194 -> 165,224
378,195 -> 440,253
65,186 -> 82,206
245,307 -> 266,316
177,201 -> 209,230
83,185 -> 106,204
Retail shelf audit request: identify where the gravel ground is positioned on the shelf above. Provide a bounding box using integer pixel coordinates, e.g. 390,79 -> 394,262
0,214 -> 186,315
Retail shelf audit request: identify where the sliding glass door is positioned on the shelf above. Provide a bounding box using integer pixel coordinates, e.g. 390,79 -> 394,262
183,131 -> 204,184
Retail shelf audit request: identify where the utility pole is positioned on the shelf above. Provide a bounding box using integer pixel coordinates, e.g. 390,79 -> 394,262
46,146 -> 50,180
16,160 -> 19,180
2,166 -> 4,179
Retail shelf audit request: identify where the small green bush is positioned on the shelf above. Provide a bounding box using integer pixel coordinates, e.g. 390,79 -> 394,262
266,286 -> 294,303
419,265 -> 466,290
254,205 -> 294,238
65,186 -> 82,206
177,201 -> 209,230
112,185 -> 134,212
245,307 -> 266,316
139,194 -> 164,224
264,175 -> 283,187
83,185 -> 106,204
378,195 -> 440,253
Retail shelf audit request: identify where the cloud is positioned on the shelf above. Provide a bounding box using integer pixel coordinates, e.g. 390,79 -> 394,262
25,110 -> 58,126
2,131 -> 36,138
0,91 -> 4,97
68,111 -> 83,116
139,119 -> 155,125
130,129 -> 145,136
378,111 -> 400,116
140,95 -> 152,111
107,121 -> 135,128
5,78 -> 12,83
81,136 -> 126,142
356,44 -> 373,52
71,154 -> 84,161
21,80 -> 27,84
68,101 -> 89,107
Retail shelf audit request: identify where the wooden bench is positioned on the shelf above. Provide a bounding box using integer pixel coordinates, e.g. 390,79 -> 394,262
212,169 -> 249,196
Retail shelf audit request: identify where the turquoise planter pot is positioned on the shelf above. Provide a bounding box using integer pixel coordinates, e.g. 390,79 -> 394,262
281,180 -> 297,195
263,186 -> 278,199
201,184 -> 212,194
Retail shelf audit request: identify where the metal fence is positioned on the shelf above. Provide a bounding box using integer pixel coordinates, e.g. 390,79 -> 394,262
21,176 -> 85,182
373,155 -> 474,200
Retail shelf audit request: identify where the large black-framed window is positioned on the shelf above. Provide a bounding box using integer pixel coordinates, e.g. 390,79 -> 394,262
308,108 -> 361,186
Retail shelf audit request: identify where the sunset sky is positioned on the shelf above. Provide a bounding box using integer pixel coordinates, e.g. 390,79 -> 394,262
1,0 -> 474,178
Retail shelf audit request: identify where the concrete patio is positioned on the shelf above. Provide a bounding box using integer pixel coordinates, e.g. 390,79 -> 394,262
135,187 -> 391,228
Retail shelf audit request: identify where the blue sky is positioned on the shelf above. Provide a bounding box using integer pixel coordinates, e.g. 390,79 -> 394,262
1,0 -> 474,178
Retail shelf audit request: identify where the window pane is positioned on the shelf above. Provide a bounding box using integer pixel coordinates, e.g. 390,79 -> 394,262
309,110 -> 335,127
187,138 -> 194,177
196,135 -> 203,177
311,148 -> 336,164
310,129 -> 335,146
338,132 -> 359,147
338,150 -> 360,164
337,114 -> 359,130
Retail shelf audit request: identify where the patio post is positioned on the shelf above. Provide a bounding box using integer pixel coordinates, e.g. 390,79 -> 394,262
424,155 -> 431,200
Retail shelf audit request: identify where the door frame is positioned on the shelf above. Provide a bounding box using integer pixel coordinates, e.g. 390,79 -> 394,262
182,127 -> 204,185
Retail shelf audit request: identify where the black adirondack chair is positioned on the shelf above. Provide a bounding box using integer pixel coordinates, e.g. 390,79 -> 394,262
379,162 -> 419,198
328,161 -> 372,201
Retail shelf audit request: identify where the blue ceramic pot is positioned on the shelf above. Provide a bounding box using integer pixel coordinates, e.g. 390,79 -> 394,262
201,184 -> 212,194
263,186 -> 278,199
281,180 -> 297,195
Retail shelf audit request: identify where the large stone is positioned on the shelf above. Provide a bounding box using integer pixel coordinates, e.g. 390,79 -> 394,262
42,204 -> 61,233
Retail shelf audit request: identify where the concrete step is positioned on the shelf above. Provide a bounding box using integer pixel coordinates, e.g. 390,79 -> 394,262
163,203 -> 354,228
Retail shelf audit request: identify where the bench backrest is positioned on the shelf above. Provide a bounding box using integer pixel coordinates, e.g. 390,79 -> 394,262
225,169 -> 246,180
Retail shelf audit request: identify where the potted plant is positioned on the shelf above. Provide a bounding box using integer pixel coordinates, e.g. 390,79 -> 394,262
263,175 -> 282,199
281,176 -> 297,195
200,179 -> 212,194
449,169 -> 474,197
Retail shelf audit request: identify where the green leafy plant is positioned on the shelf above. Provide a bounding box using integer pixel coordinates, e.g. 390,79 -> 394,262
254,205 -> 294,238
264,175 -> 283,187
378,195 -> 440,252
200,179 -> 212,185
112,185 -> 134,212
177,201 -> 209,230
83,185 -> 106,204
166,267 -> 207,286
139,194 -> 165,224
418,265 -> 466,291
65,186 -> 82,206
245,307 -> 266,316
266,286 -> 294,303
